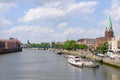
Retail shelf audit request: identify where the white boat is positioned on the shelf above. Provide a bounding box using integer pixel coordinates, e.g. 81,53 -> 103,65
68,55 -> 99,68
67,55 -> 83,67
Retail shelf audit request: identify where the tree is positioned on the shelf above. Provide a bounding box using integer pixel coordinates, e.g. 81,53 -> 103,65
27,43 -> 50,48
76,44 -> 88,50
54,44 -> 63,49
62,40 -> 88,50
63,40 -> 77,50
92,42 -> 108,54
100,42 -> 108,54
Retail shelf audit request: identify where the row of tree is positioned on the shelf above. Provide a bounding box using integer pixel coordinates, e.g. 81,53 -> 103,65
27,43 -> 50,48
27,40 -> 108,54
53,40 -> 88,50
27,40 -> 88,50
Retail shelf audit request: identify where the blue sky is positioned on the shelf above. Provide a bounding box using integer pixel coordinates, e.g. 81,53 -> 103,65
0,0 -> 120,43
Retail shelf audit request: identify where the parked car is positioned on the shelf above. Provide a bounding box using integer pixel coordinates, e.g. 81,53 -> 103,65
97,53 -> 105,57
106,51 -> 113,57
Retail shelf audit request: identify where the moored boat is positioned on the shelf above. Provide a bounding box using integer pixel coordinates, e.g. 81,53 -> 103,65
67,55 -> 99,68
56,50 -> 63,55
67,55 -> 83,67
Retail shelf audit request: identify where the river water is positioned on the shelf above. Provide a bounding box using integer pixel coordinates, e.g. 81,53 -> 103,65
0,49 -> 119,80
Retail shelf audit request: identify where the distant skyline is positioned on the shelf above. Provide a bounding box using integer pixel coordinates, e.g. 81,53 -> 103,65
0,0 -> 120,43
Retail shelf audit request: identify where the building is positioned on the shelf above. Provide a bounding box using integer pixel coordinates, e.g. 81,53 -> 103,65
77,38 -> 96,50
0,38 -> 22,53
108,36 -> 120,53
0,38 -> 21,49
95,15 -> 114,48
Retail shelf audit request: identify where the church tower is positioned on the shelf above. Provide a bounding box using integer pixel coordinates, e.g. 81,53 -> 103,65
105,15 -> 114,37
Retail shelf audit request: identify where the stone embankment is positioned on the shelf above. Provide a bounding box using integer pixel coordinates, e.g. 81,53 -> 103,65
50,49 -> 120,68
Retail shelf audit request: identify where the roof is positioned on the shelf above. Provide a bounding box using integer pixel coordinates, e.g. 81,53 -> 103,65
106,15 -> 112,31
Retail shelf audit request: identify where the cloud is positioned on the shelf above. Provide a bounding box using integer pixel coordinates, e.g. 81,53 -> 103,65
104,0 -> 120,23
19,7 -> 65,22
0,16 -> 12,26
109,2 -> 120,23
0,0 -> 16,3
0,24 -> 102,43
63,27 -> 85,35
58,22 -> 68,29
32,0 -> 74,6
3,25 -> 54,34
0,2 -> 16,14
1,25 -> 55,42
19,1 -> 97,22
103,0 -> 120,35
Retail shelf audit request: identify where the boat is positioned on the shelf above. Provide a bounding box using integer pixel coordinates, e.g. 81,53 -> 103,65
67,55 -> 83,67
67,55 -> 99,68
56,50 -> 63,55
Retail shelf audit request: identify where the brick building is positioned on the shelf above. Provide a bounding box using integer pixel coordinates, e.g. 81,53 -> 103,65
77,38 -> 96,50
95,15 -> 114,48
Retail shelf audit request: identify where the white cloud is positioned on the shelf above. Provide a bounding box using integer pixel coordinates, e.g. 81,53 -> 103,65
3,25 -> 54,34
103,0 -> 120,36
109,3 -> 120,22
0,25 -> 55,43
19,1 -> 97,22
0,16 -> 12,26
33,0 -> 74,6
63,27 -> 85,35
0,25 -> 101,43
58,22 -> 68,29
19,7 -> 65,22
62,27 -> 101,38
0,0 -> 16,2
0,2 -> 16,14
104,0 -> 120,23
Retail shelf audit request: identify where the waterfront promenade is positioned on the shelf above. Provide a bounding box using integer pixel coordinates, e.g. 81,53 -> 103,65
53,49 -> 120,68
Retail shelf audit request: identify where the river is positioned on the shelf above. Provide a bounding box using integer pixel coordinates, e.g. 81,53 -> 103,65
0,49 -> 119,80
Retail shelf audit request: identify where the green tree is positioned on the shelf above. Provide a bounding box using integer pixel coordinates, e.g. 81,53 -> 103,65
100,42 -> 108,54
27,43 -> 50,48
77,44 -> 88,50
63,40 -> 78,50
92,42 -> 108,54
54,44 -> 63,49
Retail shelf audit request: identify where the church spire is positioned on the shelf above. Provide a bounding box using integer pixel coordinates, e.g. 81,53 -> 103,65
105,14 -> 114,37
106,15 -> 112,31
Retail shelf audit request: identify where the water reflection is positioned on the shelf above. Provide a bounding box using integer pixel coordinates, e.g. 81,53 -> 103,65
102,65 -> 120,80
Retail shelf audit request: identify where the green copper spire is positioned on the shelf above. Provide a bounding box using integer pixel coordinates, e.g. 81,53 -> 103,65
106,15 -> 112,31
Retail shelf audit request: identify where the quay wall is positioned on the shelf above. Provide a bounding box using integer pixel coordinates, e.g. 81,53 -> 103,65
102,58 -> 120,68
57,49 -> 120,68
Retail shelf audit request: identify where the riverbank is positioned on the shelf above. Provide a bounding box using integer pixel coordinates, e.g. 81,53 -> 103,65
50,49 -> 120,68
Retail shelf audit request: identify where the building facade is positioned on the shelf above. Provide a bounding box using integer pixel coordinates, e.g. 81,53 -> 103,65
108,36 -> 120,53
77,38 -> 96,50
95,15 -> 114,48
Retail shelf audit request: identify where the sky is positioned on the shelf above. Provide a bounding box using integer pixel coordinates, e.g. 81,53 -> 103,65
0,0 -> 120,43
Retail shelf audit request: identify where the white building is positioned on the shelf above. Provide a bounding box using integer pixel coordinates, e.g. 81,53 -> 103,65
108,36 -> 120,53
